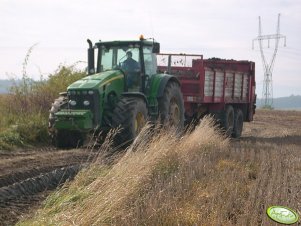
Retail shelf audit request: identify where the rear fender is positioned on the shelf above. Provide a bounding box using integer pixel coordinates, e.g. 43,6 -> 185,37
157,76 -> 180,98
149,74 -> 180,98
146,74 -> 180,119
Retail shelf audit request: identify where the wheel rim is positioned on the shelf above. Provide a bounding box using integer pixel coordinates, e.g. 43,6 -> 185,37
169,98 -> 180,126
134,112 -> 145,135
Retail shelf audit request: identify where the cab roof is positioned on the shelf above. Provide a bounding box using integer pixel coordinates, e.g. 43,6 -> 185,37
95,40 -> 157,47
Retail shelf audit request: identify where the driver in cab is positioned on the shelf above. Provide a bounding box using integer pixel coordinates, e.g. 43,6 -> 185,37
121,51 -> 140,87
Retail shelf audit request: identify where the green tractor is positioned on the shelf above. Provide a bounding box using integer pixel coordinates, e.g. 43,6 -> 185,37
49,36 -> 184,148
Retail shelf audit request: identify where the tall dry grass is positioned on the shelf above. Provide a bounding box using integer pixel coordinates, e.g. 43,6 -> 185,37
18,111 -> 301,225
18,117 -> 231,225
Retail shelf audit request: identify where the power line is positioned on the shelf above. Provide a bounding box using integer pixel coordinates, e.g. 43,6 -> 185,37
252,13 -> 286,108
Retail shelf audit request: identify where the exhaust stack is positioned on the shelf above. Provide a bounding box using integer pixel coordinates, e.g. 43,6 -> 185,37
87,39 -> 95,75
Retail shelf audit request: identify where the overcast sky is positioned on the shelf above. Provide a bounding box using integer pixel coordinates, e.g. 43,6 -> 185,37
1,0 -> 300,97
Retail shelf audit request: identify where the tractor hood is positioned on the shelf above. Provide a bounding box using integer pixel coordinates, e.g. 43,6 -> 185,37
67,70 -> 124,90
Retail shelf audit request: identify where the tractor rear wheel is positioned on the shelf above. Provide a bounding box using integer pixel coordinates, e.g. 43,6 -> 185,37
232,108 -> 244,138
158,81 -> 184,132
111,97 -> 148,146
220,105 -> 234,136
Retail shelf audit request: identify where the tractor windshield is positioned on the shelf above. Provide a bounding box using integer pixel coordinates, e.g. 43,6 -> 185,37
94,42 -> 158,91
99,46 -> 140,72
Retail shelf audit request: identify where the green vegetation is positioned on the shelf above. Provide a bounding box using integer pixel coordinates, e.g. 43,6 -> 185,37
0,65 -> 85,150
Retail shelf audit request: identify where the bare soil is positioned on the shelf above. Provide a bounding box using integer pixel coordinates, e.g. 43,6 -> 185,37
0,148 -> 93,226
0,148 -> 91,187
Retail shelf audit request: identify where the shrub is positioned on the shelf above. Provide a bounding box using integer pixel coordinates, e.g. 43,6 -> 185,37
0,65 -> 85,150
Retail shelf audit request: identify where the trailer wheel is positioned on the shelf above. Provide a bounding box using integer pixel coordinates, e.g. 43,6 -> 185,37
220,105 -> 234,136
158,81 -> 184,132
112,97 -> 148,146
232,108 -> 244,138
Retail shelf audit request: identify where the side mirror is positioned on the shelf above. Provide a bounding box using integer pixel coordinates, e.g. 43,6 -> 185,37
152,43 -> 160,53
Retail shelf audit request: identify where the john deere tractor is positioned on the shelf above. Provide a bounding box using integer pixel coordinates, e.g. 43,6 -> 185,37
49,36 -> 184,148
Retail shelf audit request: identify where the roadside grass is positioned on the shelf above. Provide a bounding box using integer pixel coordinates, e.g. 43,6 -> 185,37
0,65 -> 85,150
17,112 -> 301,225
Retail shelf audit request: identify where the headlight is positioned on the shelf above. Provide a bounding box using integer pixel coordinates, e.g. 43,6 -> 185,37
83,100 -> 90,106
88,90 -> 94,95
69,100 -> 76,106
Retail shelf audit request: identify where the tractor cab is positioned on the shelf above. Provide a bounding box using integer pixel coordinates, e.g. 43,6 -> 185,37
87,36 -> 160,93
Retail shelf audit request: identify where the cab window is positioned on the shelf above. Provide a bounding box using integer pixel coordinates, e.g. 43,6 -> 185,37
143,47 -> 157,76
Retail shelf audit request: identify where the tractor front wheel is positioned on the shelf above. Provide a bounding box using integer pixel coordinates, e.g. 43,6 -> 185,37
48,95 -> 68,146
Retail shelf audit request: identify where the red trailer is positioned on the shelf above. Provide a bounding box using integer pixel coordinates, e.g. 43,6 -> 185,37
157,54 -> 256,138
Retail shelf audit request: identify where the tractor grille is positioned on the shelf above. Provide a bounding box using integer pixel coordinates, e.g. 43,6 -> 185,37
69,94 -> 94,110
68,91 -> 100,125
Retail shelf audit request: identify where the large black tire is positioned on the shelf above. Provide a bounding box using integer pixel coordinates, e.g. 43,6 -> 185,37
158,81 -> 184,132
232,108 -> 244,138
111,97 -> 148,146
48,95 -> 68,143
220,105 -> 234,136
48,95 -> 68,129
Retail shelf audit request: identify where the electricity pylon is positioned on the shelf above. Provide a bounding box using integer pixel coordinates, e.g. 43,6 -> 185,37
252,13 -> 286,108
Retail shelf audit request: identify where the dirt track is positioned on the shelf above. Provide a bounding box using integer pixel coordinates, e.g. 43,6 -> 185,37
0,148 -> 93,226
0,148 -> 91,187
0,110 -> 300,225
